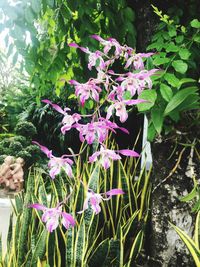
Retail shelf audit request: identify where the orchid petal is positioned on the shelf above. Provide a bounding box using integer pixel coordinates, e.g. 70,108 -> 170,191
28,203 -> 46,210
118,149 -> 140,157
32,141 -> 52,158
105,188 -> 124,196
62,212 -> 76,227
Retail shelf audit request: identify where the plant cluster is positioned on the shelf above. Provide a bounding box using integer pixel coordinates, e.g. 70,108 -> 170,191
0,153 -> 151,266
29,36 -> 157,235
0,121 -> 41,168
138,6 -> 200,140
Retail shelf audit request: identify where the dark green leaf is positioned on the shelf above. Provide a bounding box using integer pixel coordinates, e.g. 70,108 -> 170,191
151,108 -> 164,134
164,87 -> 198,115
160,84 -> 173,102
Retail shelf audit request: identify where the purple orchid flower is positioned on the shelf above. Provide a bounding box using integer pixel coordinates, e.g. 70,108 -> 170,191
125,52 -> 154,70
42,99 -> 81,133
89,145 -> 139,169
106,99 -> 146,123
77,188 -> 124,214
90,35 -> 133,58
32,141 -> 73,179
74,118 -> 129,145
29,203 -> 75,232
69,43 -> 106,71
69,79 -> 102,106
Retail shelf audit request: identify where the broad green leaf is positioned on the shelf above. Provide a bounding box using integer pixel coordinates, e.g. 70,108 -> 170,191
137,90 -> 157,112
153,57 -> 170,65
164,87 -> 198,115
168,25 -> 177,37
191,19 -> 200,28
178,48 -> 191,60
151,108 -> 164,134
172,60 -> 188,74
160,84 -> 173,102
166,43 -> 179,52
194,35 -> 200,43
175,35 -> 184,44
164,73 -> 179,87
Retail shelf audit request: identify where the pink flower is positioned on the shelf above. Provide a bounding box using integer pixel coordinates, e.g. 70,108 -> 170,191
32,141 -> 73,179
106,99 -> 146,123
29,203 -> 75,232
48,156 -> 73,179
69,43 -> 106,71
119,69 -> 159,96
74,118 -> 129,144
91,35 -> 133,58
125,52 -> 154,70
42,99 -> 81,133
74,121 -> 110,144
69,79 -> 102,106
77,188 -> 124,214
89,146 -> 139,169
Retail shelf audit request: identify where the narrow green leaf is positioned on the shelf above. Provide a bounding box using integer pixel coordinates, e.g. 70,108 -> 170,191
151,108 -> 163,134
170,222 -> 200,266
180,187 -> 197,202
164,87 -> 198,115
30,229 -> 48,266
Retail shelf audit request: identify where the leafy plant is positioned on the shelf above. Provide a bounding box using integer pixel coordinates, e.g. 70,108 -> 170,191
137,6 -> 200,140
0,0 -> 136,100
0,148 -> 151,266
170,212 -> 200,267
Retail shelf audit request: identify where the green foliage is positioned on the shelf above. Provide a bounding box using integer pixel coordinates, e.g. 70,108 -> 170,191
1,148 -> 151,266
142,7 -> 200,140
0,0 -> 137,100
170,212 -> 200,267
180,175 -> 200,213
14,121 -> 37,139
0,135 -> 42,169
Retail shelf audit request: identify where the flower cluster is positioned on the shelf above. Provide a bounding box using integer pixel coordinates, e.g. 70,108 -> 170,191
30,36 -> 157,232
